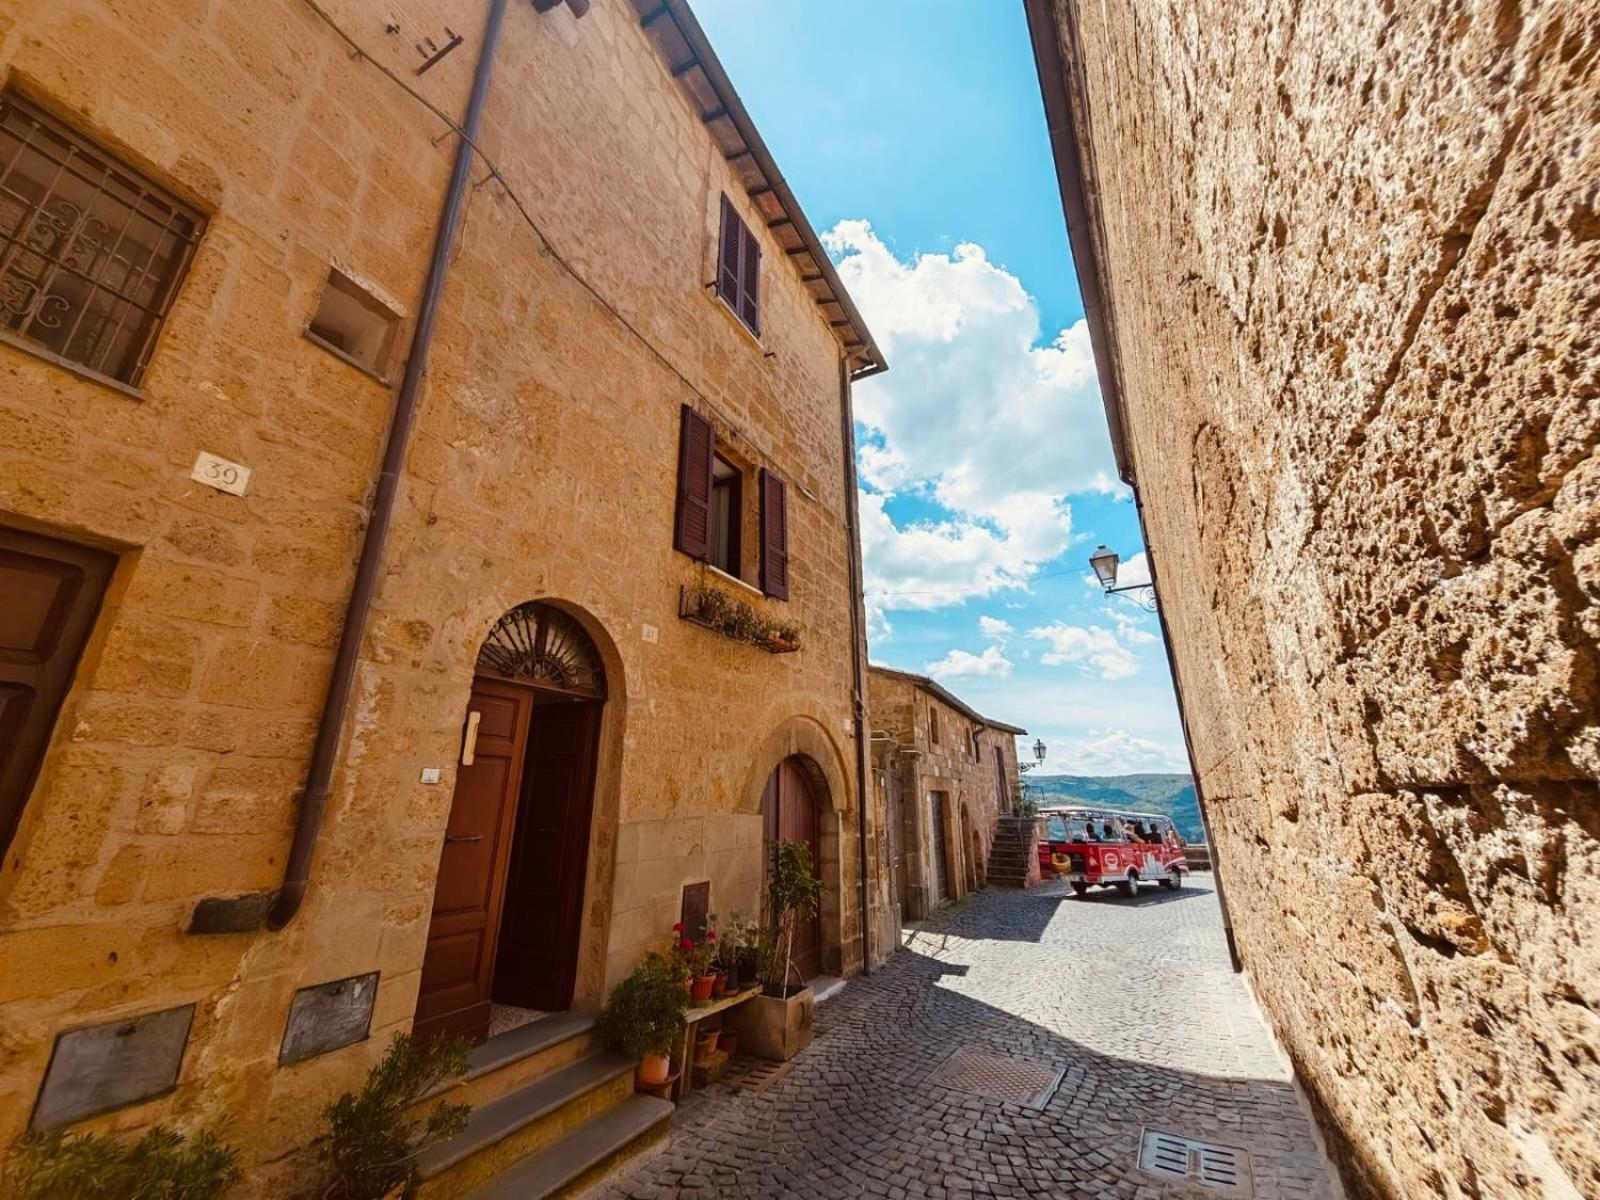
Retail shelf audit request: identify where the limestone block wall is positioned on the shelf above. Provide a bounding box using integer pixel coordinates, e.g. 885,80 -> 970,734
1038,2 -> 1599,1197
0,0 -> 870,1182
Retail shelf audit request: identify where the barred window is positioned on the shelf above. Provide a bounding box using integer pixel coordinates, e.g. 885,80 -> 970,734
0,93 -> 203,386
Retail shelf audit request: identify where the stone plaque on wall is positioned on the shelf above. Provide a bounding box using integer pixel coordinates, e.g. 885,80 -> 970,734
33,1004 -> 195,1128
279,972 -> 379,1065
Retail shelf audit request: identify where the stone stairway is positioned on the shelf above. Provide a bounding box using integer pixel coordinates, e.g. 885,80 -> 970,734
985,815 -> 1041,888
412,1013 -> 672,1199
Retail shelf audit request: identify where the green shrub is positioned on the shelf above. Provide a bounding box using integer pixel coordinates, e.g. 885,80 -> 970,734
6,1126 -> 241,1200
318,1032 -> 471,1200
761,839 -> 822,997
598,954 -> 690,1060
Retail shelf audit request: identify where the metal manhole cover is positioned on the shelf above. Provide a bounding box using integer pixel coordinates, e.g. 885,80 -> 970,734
926,1046 -> 1063,1110
1138,1129 -> 1254,1197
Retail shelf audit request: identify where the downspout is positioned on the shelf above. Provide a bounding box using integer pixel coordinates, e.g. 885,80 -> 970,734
840,355 -> 873,974
191,0 -> 512,935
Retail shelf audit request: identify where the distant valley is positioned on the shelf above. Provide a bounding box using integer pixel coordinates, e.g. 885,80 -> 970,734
1026,773 -> 1204,842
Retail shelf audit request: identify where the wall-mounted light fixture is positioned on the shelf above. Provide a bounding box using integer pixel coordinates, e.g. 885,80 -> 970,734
1089,544 -> 1157,612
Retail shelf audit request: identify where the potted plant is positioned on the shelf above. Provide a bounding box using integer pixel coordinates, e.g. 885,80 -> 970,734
680,928 -> 717,1003
705,914 -> 729,996
599,952 -> 690,1087
728,840 -> 822,1062
719,911 -> 753,989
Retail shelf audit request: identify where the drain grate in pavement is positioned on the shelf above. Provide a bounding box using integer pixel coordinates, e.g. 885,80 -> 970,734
721,1054 -> 795,1094
926,1046 -> 1063,1110
1138,1129 -> 1254,1196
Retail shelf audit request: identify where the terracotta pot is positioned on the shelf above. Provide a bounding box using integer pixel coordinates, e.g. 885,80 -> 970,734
716,1029 -> 740,1056
695,1031 -> 719,1062
676,979 -> 692,995
690,974 -> 715,1002
711,971 -> 728,997
636,1052 -> 671,1085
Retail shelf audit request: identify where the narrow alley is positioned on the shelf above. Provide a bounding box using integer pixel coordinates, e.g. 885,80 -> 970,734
595,879 -> 1339,1200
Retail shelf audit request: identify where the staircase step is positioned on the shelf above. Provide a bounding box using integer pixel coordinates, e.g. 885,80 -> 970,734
460,1094 -> 673,1200
417,1052 -> 635,1198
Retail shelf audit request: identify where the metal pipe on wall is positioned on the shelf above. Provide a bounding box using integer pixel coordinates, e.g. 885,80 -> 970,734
191,0 -> 513,935
840,355 -> 873,975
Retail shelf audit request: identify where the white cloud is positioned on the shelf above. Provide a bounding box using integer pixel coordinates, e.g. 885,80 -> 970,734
1050,728 -> 1190,774
1028,622 -> 1140,681
1115,551 -> 1151,588
1110,610 -> 1159,645
925,644 -> 1014,680
827,220 -> 1119,612
978,616 -> 1013,640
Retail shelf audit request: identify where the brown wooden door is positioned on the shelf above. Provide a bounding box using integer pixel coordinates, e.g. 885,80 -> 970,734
415,678 -> 533,1044
763,757 -> 821,982
1,528 -> 114,856
930,791 -> 951,903
493,695 -> 601,1012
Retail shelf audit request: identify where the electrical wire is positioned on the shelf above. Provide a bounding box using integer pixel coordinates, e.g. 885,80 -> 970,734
299,0 -> 794,478
865,563 -> 1091,599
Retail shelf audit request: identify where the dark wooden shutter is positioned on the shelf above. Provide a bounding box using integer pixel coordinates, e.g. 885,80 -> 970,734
739,221 -> 761,335
1,527 -> 115,855
674,404 -> 715,561
760,468 -> 789,600
716,195 -> 741,311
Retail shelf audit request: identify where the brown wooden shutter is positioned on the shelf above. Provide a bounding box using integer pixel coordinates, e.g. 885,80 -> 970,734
739,221 -> 761,335
760,467 -> 789,600
0,527 -> 115,855
716,195 -> 740,311
674,404 -> 715,561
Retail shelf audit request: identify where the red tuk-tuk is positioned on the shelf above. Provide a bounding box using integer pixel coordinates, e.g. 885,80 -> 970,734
1037,806 -> 1187,897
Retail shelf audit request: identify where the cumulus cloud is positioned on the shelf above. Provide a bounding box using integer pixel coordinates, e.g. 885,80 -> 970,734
925,644 -> 1014,681
1052,728 -> 1190,773
978,616 -> 1013,640
827,220 -> 1118,613
1028,622 -> 1141,681
1110,610 -> 1159,646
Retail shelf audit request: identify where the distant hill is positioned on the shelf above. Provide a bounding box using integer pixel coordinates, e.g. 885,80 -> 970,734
1026,773 -> 1203,842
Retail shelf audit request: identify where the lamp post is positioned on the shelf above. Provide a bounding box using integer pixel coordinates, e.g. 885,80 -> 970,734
1017,738 -> 1046,810
1089,544 -> 1157,611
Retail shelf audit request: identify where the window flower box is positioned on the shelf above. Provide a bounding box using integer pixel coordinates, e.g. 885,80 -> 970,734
680,583 -> 801,654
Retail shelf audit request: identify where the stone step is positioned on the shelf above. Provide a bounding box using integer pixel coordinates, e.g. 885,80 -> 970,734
414,1014 -> 601,1117
417,1052 -> 635,1198
460,1094 -> 673,1200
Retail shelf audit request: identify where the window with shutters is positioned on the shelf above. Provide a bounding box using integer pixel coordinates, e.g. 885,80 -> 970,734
0,92 -> 204,386
709,454 -> 741,576
674,404 -> 790,601
715,193 -> 761,338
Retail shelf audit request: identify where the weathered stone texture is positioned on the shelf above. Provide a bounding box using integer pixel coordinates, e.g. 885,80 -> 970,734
0,0 -> 872,1183
1046,1 -> 1599,1197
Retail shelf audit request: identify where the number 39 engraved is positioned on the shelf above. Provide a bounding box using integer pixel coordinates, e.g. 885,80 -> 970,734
190,451 -> 252,497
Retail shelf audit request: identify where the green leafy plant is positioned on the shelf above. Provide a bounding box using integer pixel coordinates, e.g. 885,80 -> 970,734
318,1032 -> 471,1200
683,584 -> 802,652
762,839 -> 822,997
598,956 -> 690,1060
6,1126 -> 241,1199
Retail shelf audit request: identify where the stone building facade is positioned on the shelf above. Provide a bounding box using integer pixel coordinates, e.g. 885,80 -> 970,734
1028,2 -> 1599,1199
0,0 -> 888,1187
867,666 -> 1025,925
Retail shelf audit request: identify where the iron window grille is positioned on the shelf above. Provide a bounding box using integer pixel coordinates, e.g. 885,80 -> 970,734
0,92 -> 204,386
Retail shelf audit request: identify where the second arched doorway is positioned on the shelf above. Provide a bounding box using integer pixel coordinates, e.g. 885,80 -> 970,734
415,602 -> 608,1044
762,755 -> 823,983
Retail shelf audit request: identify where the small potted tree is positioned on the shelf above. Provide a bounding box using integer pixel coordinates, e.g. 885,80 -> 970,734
729,839 -> 821,1062
599,952 -> 690,1087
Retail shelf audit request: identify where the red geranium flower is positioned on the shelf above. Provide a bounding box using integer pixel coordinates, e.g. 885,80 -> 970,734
679,937 -> 694,950
672,922 -> 686,932
706,931 -> 717,940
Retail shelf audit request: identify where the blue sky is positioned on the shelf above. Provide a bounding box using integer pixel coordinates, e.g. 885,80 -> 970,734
698,1 -> 1187,775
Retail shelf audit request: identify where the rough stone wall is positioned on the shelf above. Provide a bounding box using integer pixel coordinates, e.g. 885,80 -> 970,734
1046,2 -> 1599,1197
0,0 -> 866,1182
866,669 -> 1022,914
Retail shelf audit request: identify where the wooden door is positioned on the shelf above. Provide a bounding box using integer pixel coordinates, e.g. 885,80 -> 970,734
493,695 -> 601,1012
762,758 -> 821,983
0,528 -> 114,856
415,678 -> 533,1044
930,791 -> 951,903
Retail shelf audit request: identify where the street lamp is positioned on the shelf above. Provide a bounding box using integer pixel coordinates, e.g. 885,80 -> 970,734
1089,544 -> 1157,612
1032,738 -> 1046,766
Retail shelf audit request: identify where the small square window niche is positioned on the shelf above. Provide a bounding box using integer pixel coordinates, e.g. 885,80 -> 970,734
306,267 -> 400,380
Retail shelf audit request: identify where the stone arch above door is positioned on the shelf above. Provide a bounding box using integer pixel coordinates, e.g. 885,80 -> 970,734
738,714 -> 850,817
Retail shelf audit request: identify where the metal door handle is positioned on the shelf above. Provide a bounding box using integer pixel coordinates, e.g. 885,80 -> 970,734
461,710 -> 482,765
444,834 -> 483,845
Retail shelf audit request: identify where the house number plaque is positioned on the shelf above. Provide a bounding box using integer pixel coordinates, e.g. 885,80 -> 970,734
191,451 -> 252,497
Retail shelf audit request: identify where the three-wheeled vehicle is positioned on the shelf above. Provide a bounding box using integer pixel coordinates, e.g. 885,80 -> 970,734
1036,806 -> 1188,897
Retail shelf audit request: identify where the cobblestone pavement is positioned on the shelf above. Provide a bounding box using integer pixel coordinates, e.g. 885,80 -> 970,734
595,877 -> 1340,1200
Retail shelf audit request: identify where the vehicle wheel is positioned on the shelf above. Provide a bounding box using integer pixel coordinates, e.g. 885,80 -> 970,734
1071,882 -> 1089,898
1171,870 -> 1183,889
1160,876 -> 1174,890
1119,873 -> 1137,898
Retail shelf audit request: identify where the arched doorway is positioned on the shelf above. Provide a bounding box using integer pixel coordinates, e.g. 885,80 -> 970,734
762,756 -> 823,983
415,602 -> 608,1043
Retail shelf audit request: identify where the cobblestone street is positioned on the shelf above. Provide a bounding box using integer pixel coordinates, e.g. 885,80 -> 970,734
596,878 -> 1339,1199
